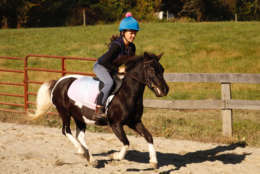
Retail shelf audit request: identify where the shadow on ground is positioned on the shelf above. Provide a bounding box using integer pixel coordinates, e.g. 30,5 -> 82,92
94,142 -> 250,173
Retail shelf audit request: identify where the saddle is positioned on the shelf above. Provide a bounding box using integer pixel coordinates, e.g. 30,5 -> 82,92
67,74 -> 123,110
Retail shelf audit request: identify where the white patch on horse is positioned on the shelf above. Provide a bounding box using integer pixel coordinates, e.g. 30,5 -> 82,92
113,145 -> 129,160
83,116 -> 95,125
65,133 -> 84,154
74,101 -> 83,108
77,131 -> 89,149
148,143 -> 158,163
105,95 -> 115,107
77,131 -> 95,162
117,74 -> 125,79
156,87 -> 161,95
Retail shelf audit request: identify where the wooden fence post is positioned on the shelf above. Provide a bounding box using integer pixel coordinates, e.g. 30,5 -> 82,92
82,8 -> 86,27
221,83 -> 233,137
24,56 -> 29,112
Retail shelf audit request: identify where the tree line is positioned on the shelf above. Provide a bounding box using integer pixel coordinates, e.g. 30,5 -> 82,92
0,0 -> 259,29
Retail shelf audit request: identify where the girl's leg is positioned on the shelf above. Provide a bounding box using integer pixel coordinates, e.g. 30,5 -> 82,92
93,63 -> 114,105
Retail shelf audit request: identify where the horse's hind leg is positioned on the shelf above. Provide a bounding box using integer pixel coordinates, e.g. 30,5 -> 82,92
58,109 -> 84,154
110,123 -> 129,160
74,119 -> 97,166
129,121 -> 158,169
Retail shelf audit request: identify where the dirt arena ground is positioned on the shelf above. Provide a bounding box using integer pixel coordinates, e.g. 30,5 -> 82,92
0,122 -> 259,174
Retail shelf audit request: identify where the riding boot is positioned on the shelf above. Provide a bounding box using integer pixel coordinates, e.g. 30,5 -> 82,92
93,105 -> 106,118
96,104 -> 105,113
93,92 -> 106,118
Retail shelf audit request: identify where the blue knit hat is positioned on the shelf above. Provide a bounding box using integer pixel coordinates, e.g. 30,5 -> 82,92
119,12 -> 139,32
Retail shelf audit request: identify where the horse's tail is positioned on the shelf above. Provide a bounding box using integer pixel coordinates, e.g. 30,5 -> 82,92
28,80 -> 57,119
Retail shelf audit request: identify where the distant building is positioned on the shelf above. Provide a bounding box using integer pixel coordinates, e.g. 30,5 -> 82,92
155,11 -> 164,20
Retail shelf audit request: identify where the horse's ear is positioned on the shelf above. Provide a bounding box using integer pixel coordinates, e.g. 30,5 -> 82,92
157,53 -> 164,60
144,52 -> 149,57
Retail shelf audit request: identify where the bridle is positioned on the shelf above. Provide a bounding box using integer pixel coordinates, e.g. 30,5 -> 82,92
124,59 -> 155,88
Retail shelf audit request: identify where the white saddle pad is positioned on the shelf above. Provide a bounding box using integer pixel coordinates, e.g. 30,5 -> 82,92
68,76 -> 100,110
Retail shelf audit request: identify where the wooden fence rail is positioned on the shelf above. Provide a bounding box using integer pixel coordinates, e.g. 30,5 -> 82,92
1,55 -> 259,137
144,73 -> 260,137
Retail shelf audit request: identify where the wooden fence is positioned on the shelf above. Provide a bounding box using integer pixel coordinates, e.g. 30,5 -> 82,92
1,55 -> 259,137
144,73 -> 260,137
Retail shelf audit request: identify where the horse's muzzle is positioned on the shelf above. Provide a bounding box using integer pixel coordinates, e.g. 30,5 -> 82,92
152,82 -> 169,97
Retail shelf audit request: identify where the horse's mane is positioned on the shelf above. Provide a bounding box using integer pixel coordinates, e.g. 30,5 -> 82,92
113,54 -> 143,66
114,52 -> 159,66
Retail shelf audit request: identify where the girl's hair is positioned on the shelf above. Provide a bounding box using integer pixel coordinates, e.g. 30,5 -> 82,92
107,32 -> 124,47
110,34 -> 120,42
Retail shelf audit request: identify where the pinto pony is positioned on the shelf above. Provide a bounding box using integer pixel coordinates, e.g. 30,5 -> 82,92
29,52 -> 169,168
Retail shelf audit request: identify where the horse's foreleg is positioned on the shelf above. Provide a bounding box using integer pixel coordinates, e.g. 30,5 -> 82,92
75,120 -> 96,165
111,124 -> 129,160
130,121 -> 158,169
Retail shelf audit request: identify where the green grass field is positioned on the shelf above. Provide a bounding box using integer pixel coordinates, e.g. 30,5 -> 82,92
0,22 -> 259,146
1,22 -> 260,73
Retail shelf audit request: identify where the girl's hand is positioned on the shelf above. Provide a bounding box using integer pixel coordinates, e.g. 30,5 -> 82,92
118,64 -> 126,73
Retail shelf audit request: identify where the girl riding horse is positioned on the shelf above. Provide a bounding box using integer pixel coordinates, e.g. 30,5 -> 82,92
93,12 -> 139,116
29,52 -> 169,168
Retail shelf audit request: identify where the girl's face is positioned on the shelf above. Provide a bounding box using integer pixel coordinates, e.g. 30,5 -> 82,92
123,30 -> 137,45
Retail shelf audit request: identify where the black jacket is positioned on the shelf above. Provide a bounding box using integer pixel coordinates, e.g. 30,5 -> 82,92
97,36 -> 136,72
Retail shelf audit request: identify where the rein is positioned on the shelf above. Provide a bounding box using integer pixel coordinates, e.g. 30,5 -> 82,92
124,59 -> 154,86
125,73 -> 146,85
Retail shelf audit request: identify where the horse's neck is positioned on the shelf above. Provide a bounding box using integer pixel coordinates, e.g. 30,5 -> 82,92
122,81 -> 144,108
122,67 -> 146,100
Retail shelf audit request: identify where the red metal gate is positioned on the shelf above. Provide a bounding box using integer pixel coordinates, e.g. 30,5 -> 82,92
0,54 -> 97,114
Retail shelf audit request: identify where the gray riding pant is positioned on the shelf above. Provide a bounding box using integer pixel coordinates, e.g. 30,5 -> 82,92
93,63 -> 114,105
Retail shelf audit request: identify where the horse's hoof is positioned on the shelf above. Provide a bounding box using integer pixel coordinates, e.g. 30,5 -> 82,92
89,160 -> 98,168
150,162 -> 158,169
76,148 -> 85,154
76,150 -> 85,155
108,154 -> 114,160
111,152 -> 120,160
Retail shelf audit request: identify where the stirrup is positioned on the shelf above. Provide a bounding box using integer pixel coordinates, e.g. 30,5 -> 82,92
95,105 -> 105,114
93,105 -> 106,119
